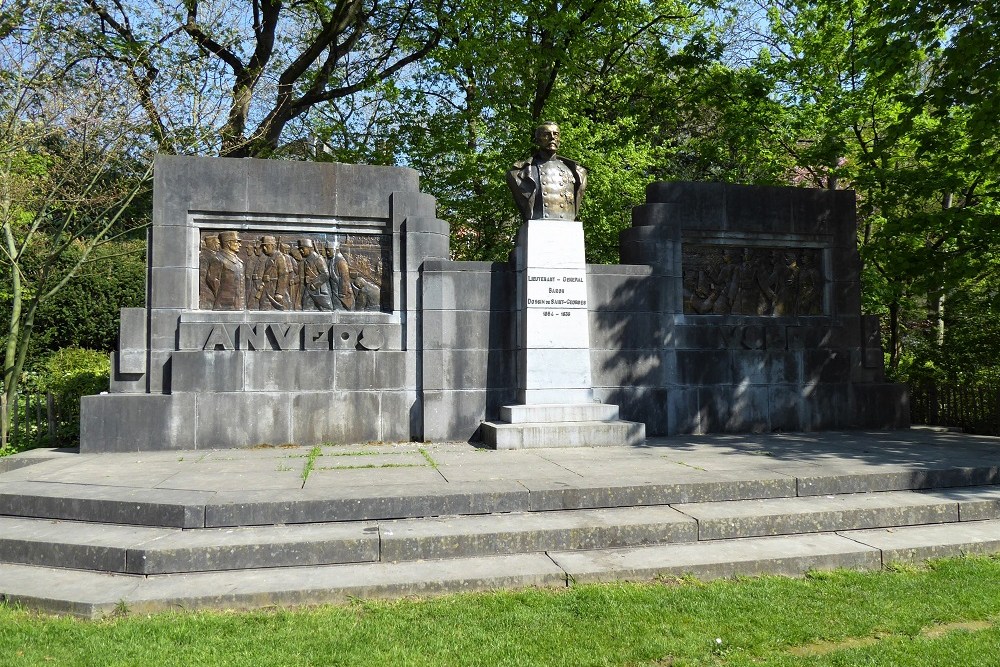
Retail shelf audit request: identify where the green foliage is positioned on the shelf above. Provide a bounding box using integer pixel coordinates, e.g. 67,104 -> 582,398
29,240 -> 146,357
34,347 -> 110,397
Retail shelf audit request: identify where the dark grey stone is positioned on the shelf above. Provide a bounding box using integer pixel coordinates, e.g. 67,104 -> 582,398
126,523 -> 379,574
725,184 -> 793,234
803,349 -> 852,384
588,271 -> 674,314
390,190 -> 437,225
423,349 -> 515,391
0,536 -> 128,572
117,307 -> 149,376
732,351 -> 801,385
851,383 -> 910,429
0,481 -> 209,527
242,352 -> 336,392
79,394 -> 197,453
289,391 -> 381,444
644,181 -> 728,230
379,507 -> 697,561
797,466 -> 1000,496
697,385 -> 770,433
195,392 -> 292,448
591,349 -> 673,388
149,224 -> 198,270
378,390 -> 420,441
589,312 -> 670,351
149,267 -> 195,309
203,482 -> 529,526
767,385 -> 808,432
172,351 -> 245,392
679,493 -> 958,540
422,309 -> 513,351
334,163 -> 419,218
676,350 -> 732,385
422,265 -> 515,312
522,476 -> 797,512
422,389 -> 516,441
404,216 -> 449,235
592,386 -> 674,435
403,231 -> 450,272
154,155 -> 248,225
630,202 -> 680,229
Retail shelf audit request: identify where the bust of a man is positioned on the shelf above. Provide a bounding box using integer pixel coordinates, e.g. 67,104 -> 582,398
506,122 -> 588,222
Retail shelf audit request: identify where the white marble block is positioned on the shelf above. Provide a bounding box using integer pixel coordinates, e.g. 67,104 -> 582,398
514,220 -> 593,404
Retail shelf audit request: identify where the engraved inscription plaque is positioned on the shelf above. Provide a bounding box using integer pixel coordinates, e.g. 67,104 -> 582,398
682,245 -> 823,316
199,231 -> 391,312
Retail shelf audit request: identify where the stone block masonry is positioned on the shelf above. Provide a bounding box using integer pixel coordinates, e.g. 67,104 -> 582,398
83,161 -> 906,452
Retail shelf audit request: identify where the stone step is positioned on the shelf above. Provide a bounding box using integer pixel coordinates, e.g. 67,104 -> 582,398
499,403 -> 620,424
0,532 -> 885,619
7,518 -> 1000,618
0,475 -> 796,527
481,419 -> 646,449
0,516 -> 378,574
0,553 -> 568,619
671,490 -> 961,540
379,506 -> 696,561
842,518 -> 1000,564
0,507 -> 696,574
3,474 -> 1000,530
6,488 -> 996,575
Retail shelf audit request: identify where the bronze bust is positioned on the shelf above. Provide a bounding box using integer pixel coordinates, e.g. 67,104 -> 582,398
506,122 -> 587,222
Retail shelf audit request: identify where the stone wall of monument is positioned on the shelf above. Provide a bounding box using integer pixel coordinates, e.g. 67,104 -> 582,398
420,181 -> 907,438
80,156 -> 448,452
81,161 -> 906,452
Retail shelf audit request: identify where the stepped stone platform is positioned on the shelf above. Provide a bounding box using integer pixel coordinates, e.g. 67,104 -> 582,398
3,428 -> 1000,617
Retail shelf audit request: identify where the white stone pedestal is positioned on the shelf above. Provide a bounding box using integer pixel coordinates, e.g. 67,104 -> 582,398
515,220 -> 593,404
482,220 -> 645,449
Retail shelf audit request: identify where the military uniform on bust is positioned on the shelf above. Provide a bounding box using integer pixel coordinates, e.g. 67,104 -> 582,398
506,122 -> 587,222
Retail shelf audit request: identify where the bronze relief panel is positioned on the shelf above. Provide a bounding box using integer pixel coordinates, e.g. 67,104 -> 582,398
682,245 -> 823,316
199,230 -> 391,312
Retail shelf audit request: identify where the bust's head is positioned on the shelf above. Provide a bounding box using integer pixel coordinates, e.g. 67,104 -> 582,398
534,122 -> 560,155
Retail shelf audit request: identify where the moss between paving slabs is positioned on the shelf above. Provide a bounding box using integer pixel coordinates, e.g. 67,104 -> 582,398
3,556 -> 1000,666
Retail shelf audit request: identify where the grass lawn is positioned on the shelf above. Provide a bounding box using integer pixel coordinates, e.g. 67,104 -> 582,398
3,556 -> 1000,666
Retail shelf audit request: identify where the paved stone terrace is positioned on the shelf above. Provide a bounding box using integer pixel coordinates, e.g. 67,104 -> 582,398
2,428 -> 999,524
5,427 -> 1000,618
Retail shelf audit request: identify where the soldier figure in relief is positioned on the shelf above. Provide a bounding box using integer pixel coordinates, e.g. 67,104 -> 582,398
298,238 -> 334,311
199,234 -> 223,309
245,238 -> 265,309
327,240 -> 355,310
258,235 -> 291,310
209,231 -> 246,310
281,241 -> 302,310
506,122 -> 587,222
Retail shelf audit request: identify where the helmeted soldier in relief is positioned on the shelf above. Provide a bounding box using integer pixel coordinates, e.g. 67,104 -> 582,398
506,122 -> 587,222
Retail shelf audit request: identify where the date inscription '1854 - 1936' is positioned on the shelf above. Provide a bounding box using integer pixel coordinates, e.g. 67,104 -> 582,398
683,245 -> 823,316
199,231 -> 390,312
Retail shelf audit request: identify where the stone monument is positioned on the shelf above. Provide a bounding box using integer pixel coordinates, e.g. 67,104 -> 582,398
81,151 -> 906,454
479,123 -> 646,448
